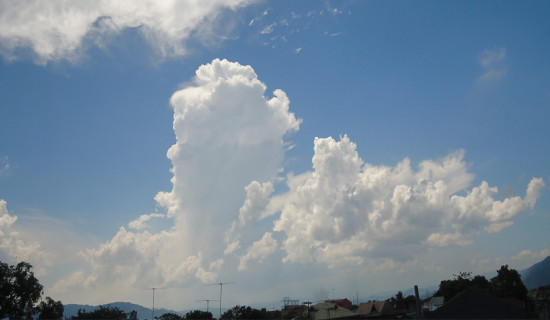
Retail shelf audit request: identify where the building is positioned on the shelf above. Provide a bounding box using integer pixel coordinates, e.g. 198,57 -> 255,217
309,301 -> 357,320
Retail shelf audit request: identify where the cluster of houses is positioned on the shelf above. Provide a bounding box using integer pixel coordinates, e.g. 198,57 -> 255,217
280,289 -> 532,319
282,296 -> 420,320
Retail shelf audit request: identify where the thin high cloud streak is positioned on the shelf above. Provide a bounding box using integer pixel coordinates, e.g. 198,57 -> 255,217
477,47 -> 507,83
0,59 -> 544,305
0,0 -> 255,63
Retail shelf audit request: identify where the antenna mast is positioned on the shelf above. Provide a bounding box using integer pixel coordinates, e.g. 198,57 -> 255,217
196,299 -> 219,313
207,282 -> 234,320
146,287 -> 165,320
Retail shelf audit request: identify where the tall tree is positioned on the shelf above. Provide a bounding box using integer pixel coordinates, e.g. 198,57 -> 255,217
185,310 -> 213,319
0,261 -> 44,320
490,264 -> 528,301
470,275 -> 490,292
38,297 -> 64,319
220,305 -> 270,320
129,310 -> 138,320
435,271 -> 476,302
72,306 -> 128,320
158,313 -> 183,320
395,291 -> 403,300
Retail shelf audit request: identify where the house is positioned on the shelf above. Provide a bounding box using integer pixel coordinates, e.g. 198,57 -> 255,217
394,295 -> 417,314
282,304 -> 308,319
424,288 -> 527,319
356,300 -> 393,317
333,298 -> 353,310
309,301 -> 357,320
422,296 -> 444,311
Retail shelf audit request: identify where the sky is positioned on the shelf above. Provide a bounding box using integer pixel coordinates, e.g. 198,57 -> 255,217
1,0 -> 550,314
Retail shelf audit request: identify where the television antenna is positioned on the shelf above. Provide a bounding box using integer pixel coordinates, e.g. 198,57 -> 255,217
196,299 -> 219,313
145,287 -> 166,320
206,282 -> 235,319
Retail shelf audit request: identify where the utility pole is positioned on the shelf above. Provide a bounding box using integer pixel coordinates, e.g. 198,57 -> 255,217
414,285 -> 422,319
303,301 -> 312,320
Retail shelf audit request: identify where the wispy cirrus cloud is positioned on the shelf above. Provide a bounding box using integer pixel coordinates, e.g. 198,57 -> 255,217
248,5 -> 348,51
0,156 -> 12,177
476,47 -> 508,84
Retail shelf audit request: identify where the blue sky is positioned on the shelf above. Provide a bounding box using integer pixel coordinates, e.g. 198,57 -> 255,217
0,0 -> 549,312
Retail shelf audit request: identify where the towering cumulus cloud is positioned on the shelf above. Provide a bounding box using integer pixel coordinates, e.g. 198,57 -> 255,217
53,59 -> 301,301
52,59 -> 543,305
155,58 -> 301,271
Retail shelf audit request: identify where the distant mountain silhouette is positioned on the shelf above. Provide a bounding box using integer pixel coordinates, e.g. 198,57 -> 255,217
64,301 -> 185,320
520,255 -> 550,289
61,256 -> 550,318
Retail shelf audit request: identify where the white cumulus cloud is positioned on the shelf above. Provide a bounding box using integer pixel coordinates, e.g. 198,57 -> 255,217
238,181 -> 274,225
511,249 -> 550,264
0,200 -> 54,275
128,212 -> 165,230
232,136 -> 545,268
0,0 -> 257,64
238,232 -> 278,270
48,58 -> 544,306
53,59 -> 301,304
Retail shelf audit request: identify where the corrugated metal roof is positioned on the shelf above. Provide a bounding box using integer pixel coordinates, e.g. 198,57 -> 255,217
310,302 -> 357,320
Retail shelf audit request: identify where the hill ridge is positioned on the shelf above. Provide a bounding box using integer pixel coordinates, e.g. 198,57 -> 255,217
62,255 -> 550,318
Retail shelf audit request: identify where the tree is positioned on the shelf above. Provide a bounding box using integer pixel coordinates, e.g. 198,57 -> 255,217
470,275 -> 490,292
395,291 -> 403,300
72,306 -> 128,320
38,297 -> 64,319
185,310 -> 213,320
129,310 -> 138,320
490,264 -> 528,301
158,313 -> 184,320
435,271 -> 477,302
0,261 -> 44,320
220,305 -> 270,320
434,265 -> 528,303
